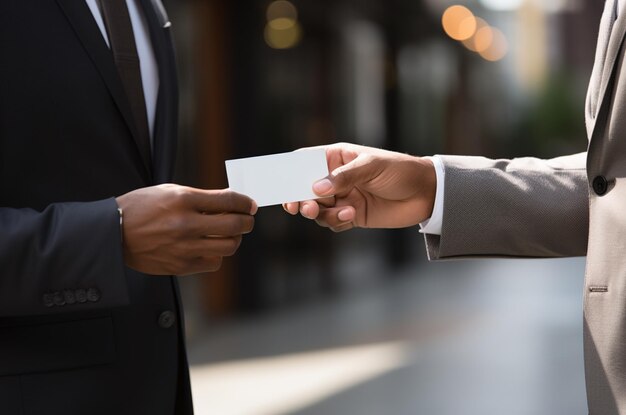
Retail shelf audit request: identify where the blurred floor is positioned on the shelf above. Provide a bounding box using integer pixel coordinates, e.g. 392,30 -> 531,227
187,255 -> 588,415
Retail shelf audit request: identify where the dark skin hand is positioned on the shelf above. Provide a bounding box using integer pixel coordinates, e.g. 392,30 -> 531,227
284,143 -> 436,232
116,184 -> 257,276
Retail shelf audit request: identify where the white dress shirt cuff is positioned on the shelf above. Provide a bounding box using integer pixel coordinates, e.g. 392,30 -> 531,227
419,155 -> 445,235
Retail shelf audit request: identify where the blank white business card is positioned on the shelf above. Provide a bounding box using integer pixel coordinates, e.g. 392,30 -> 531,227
225,148 -> 329,207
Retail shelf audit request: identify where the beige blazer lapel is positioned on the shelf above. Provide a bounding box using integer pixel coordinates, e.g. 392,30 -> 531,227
587,2 -> 626,139
598,8 -> 626,104
586,0 -> 617,137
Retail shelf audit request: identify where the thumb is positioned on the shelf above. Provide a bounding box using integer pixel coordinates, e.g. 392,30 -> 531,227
312,154 -> 377,197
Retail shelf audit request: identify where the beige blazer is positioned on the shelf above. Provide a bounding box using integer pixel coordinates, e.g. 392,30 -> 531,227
425,1 -> 626,413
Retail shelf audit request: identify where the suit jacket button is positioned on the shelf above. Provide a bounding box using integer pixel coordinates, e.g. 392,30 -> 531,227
75,289 -> 88,303
64,290 -> 76,305
158,311 -> 175,329
43,293 -> 55,308
87,288 -> 101,303
593,176 -> 609,196
53,291 -> 66,306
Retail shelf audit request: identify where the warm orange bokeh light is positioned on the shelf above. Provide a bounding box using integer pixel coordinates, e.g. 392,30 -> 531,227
442,5 -> 477,41
473,26 -> 494,53
447,6 -> 508,63
461,18 -> 488,52
479,27 -> 508,61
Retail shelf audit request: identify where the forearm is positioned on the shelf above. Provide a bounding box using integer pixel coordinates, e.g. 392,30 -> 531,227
0,198 -> 129,316
425,153 -> 589,259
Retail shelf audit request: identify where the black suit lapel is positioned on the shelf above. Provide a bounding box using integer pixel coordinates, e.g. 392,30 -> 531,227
55,0 -> 153,180
139,0 -> 179,184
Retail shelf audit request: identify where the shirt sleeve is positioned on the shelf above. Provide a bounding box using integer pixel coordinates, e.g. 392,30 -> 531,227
419,155 -> 445,235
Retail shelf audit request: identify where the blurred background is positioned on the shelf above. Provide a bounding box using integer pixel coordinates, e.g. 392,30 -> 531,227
163,0 -> 598,413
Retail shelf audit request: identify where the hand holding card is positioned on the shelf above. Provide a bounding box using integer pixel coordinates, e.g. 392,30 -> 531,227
282,143 -> 437,232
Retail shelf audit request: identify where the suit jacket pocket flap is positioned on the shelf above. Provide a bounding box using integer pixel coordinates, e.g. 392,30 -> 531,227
0,316 -> 115,376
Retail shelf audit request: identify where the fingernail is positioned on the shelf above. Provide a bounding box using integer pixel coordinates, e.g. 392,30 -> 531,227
338,209 -> 352,222
302,205 -> 311,218
283,204 -> 295,215
251,201 -> 258,215
313,179 -> 333,195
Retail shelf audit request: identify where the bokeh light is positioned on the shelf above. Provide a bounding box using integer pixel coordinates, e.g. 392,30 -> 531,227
461,17 -> 488,52
269,17 -> 297,31
442,5 -> 477,41
265,0 -> 302,50
267,0 -> 298,21
473,26 -> 495,53
265,21 -> 302,49
479,27 -> 508,61
443,6 -> 508,63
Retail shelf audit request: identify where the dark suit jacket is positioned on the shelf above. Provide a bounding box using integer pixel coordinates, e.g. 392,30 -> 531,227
0,1 -> 192,414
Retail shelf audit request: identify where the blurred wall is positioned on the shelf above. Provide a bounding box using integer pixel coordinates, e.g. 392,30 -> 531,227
163,0 -> 597,322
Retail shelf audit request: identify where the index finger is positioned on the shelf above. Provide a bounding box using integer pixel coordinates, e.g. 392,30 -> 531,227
326,144 -> 360,173
190,189 -> 257,215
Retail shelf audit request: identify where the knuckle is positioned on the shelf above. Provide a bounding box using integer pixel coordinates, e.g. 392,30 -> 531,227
156,183 -> 174,193
332,167 -> 345,181
333,168 -> 350,187
171,186 -> 192,206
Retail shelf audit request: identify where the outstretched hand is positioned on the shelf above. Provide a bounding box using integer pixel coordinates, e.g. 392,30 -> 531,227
117,184 -> 256,276
284,143 -> 436,232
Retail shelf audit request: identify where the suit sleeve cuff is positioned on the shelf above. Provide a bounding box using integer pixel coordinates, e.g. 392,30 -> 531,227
419,155 -> 445,235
